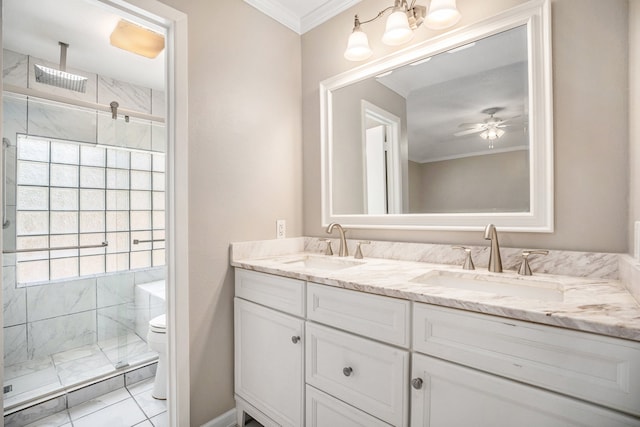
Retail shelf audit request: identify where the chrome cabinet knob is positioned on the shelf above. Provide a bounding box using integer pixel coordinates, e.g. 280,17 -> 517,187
291,336 -> 300,344
343,367 -> 353,377
411,378 -> 423,390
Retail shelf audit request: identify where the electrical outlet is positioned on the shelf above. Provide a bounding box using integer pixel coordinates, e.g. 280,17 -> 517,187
276,219 -> 286,239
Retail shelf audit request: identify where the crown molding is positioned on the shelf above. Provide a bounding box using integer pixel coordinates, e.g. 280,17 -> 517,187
245,0 -> 301,33
244,0 -> 361,34
300,0 -> 362,34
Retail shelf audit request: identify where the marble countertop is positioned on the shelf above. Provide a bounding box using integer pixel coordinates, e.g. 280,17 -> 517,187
231,253 -> 640,342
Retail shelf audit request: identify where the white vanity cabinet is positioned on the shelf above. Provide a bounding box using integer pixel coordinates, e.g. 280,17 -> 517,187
234,268 -> 640,427
234,269 -> 306,427
410,303 -> 640,426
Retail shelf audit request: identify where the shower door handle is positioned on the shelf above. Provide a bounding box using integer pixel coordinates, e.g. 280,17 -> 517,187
2,138 -> 9,229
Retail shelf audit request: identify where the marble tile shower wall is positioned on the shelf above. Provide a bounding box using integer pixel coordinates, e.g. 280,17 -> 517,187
2,48 -> 166,367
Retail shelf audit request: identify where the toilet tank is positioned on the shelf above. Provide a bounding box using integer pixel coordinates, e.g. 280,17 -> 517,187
135,280 -> 166,339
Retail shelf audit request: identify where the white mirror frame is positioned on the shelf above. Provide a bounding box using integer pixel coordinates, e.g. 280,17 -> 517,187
321,0 -> 553,232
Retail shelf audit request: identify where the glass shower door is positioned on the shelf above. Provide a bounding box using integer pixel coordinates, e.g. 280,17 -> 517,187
98,110 -> 131,370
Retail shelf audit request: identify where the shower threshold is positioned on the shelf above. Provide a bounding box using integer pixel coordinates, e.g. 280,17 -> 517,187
3,333 -> 157,414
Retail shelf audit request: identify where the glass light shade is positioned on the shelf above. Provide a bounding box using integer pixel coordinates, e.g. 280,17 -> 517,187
110,19 -> 165,58
425,0 -> 461,30
382,10 -> 414,46
344,28 -> 373,61
480,128 -> 505,140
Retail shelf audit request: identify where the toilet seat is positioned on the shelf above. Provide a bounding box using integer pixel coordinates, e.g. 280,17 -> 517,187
149,314 -> 166,334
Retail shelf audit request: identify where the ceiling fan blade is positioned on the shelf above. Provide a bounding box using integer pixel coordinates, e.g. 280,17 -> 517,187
499,115 -> 523,125
457,122 -> 484,129
454,128 -> 484,136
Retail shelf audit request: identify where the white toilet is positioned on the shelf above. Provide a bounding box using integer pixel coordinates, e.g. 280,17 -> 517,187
147,314 -> 167,400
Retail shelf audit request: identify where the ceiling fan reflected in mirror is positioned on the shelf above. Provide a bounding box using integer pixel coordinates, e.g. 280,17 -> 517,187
454,107 -> 520,148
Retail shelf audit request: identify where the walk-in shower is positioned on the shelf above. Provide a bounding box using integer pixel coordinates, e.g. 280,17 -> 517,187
2,0 -> 169,415
2,96 -> 167,412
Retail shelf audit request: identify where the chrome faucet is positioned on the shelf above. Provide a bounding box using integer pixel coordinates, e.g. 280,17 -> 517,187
483,224 -> 502,273
326,223 -> 348,257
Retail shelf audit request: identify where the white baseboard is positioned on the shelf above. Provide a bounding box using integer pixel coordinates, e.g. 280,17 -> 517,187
201,408 -> 236,427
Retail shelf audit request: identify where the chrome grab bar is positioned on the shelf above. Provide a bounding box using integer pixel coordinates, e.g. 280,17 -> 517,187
132,239 -> 165,245
3,241 -> 108,254
2,137 -> 9,229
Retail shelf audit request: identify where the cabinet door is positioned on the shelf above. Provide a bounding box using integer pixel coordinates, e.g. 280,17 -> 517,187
413,303 -> 640,416
235,298 -> 304,427
411,353 -> 640,427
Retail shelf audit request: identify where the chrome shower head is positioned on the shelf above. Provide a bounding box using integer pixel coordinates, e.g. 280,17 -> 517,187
34,42 -> 87,93
34,64 -> 88,93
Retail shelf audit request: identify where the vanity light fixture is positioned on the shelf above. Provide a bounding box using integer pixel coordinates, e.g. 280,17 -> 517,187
344,0 -> 462,61
424,0 -> 462,29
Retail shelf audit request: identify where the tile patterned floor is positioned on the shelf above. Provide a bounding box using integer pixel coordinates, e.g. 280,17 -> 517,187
4,334 -> 157,410
21,378 -> 166,427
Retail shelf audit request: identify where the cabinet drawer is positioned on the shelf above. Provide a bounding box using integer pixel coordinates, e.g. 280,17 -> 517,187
306,385 -> 392,427
413,303 -> 640,416
307,283 -> 410,347
306,322 -> 409,426
235,268 -> 305,316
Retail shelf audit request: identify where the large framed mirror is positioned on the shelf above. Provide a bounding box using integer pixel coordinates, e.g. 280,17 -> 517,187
321,0 -> 553,231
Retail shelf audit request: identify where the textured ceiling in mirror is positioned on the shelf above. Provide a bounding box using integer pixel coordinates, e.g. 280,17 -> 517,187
376,25 -> 528,163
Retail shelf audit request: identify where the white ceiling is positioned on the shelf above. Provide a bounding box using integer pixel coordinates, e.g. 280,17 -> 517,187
3,0 -> 166,90
243,0 -> 360,34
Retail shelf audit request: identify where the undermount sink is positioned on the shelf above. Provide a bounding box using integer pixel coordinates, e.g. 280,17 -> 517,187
281,255 -> 364,271
411,270 -> 564,302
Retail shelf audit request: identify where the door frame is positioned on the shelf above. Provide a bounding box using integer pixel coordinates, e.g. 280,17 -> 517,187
361,100 -> 403,214
105,1 -> 190,425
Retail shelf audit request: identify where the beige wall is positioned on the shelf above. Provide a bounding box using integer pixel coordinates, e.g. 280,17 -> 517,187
408,160 -> 425,212
631,0 -> 640,254
411,150 -> 529,213
303,0 -> 630,252
157,0 -> 302,424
